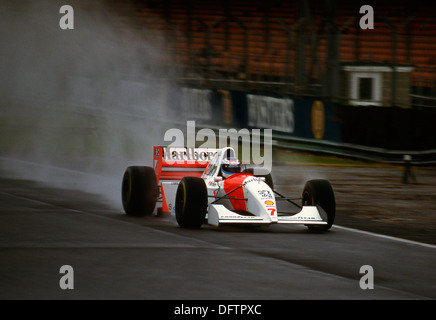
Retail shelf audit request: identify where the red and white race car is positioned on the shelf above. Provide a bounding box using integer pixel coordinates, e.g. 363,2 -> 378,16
121,146 -> 336,230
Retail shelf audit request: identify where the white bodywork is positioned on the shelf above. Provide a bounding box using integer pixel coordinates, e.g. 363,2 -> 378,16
161,147 -> 327,227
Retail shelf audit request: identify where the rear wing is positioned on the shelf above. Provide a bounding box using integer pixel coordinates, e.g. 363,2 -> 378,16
153,146 -> 219,183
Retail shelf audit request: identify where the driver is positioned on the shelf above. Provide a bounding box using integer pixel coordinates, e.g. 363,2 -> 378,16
220,157 -> 241,178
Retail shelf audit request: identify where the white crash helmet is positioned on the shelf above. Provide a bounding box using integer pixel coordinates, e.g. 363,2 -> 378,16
221,157 -> 241,178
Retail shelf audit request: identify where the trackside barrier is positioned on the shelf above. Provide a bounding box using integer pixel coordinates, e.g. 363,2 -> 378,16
271,132 -> 436,166
194,124 -> 436,166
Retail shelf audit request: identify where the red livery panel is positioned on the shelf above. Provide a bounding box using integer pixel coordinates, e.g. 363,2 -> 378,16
223,173 -> 253,212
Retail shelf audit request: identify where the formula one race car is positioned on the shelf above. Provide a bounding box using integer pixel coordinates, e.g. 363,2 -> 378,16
121,146 -> 335,230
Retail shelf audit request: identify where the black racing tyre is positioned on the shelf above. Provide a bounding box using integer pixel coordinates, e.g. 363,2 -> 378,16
243,168 -> 274,190
175,177 -> 208,229
302,179 -> 336,231
122,166 -> 158,216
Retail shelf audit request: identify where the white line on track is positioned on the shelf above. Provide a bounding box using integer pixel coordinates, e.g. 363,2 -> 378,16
333,225 -> 436,249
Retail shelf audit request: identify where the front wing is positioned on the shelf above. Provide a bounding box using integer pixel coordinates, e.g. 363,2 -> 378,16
207,204 -> 328,227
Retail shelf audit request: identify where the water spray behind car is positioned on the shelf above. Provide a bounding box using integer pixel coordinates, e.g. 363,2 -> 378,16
0,1 -> 188,208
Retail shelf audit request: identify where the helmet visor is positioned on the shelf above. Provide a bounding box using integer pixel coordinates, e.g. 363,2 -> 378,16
222,163 -> 240,174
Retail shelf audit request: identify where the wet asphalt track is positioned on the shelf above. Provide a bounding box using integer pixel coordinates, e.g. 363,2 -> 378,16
0,158 -> 435,300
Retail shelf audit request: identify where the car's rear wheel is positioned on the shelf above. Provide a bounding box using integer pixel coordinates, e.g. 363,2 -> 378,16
302,179 -> 336,231
175,177 -> 208,229
122,166 -> 158,216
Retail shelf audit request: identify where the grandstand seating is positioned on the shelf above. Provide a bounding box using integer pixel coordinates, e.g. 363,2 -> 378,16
105,0 -> 436,90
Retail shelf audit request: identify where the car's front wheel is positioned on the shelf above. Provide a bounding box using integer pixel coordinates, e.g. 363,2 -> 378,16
175,177 -> 208,229
302,179 -> 336,231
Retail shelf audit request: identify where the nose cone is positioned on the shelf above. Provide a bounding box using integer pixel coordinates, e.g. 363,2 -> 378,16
242,176 -> 277,221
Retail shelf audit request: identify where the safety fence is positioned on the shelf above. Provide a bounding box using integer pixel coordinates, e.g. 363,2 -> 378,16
177,87 -> 436,165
